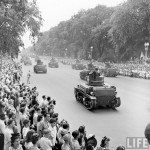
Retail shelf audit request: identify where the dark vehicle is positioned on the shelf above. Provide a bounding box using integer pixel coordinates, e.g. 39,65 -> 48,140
80,62 -> 96,80
74,71 -> 121,110
101,68 -> 118,77
100,62 -> 118,77
34,60 -> 47,73
48,58 -> 59,68
72,60 -> 86,70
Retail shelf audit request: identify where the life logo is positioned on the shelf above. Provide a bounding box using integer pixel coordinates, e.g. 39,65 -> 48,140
126,137 -> 149,149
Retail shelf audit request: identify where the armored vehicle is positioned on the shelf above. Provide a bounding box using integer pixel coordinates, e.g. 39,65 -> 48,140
72,59 -> 86,70
101,68 -> 118,77
48,58 -> 59,68
34,60 -> 47,73
74,71 -> 121,110
101,62 -> 118,77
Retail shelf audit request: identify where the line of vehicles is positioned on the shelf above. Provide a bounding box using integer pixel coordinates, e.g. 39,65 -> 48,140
34,57 -> 59,73
21,56 -> 121,111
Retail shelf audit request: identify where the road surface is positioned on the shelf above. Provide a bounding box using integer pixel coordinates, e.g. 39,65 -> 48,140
21,59 -> 150,148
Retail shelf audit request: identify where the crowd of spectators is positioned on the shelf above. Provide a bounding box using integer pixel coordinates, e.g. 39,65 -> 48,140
113,62 -> 150,79
59,57 -> 150,79
0,58 -> 126,150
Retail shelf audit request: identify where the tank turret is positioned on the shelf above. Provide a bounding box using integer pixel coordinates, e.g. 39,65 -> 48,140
86,70 -> 104,86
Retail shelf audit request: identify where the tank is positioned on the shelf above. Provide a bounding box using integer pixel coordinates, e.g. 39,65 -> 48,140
71,59 -> 86,70
48,58 -> 59,68
74,72 -> 121,110
34,60 -> 47,73
101,68 -> 118,77
101,62 -> 118,77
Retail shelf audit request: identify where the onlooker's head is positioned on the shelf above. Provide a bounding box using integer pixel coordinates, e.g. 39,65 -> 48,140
43,129 -> 51,138
26,130 -> 35,143
116,146 -> 125,150
87,134 -> 97,148
78,125 -> 86,134
145,123 -> 150,144
31,133 -> 39,145
47,96 -> 51,102
49,118 -> 56,127
7,119 -> 15,128
42,95 -> 46,100
85,144 -> 94,150
62,123 -> 69,130
44,113 -> 50,122
100,136 -> 110,148
23,119 -> 30,127
11,133 -> 20,147
37,114 -> 43,122
72,130 -> 79,139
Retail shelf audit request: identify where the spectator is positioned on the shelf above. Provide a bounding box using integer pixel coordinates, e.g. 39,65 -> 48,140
37,113 -> 50,138
71,130 -> 81,150
48,118 -> 57,147
96,136 -> 110,150
145,123 -> 150,145
0,113 -> 6,150
86,134 -> 97,148
29,133 -> 40,150
9,133 -> 23,150
4,119 -> 15,150
85,144 -> 94,150
38,129 -> 53,150
78,125 -> 87,148
24,130 -> 35,150
116,146 -> 125,150
22,119 -> 30,139
27,71 -> 31,84
61,134 -> 71,150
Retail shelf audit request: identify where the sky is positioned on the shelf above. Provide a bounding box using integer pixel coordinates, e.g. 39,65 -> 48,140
23,0 -> 126,48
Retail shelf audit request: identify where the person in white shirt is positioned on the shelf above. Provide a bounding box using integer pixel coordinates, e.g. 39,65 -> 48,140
27,71 -> 31,84
4,119 -> 15,150
22,119 -> 30,139
38,129 -> 53,150
0,113 -> 6,150
48,118 -> 57,147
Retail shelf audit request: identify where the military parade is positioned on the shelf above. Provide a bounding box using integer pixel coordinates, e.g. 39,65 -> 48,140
1,0 -> 150,150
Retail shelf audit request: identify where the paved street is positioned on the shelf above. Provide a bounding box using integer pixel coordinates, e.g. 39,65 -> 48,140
21,58 -> 150,148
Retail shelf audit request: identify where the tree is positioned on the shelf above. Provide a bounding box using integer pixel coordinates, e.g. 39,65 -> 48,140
0,0 -> 42,57
109,0 -> 150,61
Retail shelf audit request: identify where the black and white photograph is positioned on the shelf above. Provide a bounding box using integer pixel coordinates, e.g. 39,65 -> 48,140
0,0 -> 150,150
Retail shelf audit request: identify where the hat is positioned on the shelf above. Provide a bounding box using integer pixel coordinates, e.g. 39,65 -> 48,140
116,146 -> 125,150
49,118 -> 56,124
145,123 -> 150,135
